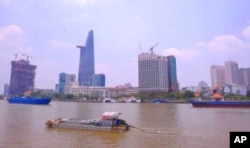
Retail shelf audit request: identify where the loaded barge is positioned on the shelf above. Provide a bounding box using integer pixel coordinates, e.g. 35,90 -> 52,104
46,112 -> 130,132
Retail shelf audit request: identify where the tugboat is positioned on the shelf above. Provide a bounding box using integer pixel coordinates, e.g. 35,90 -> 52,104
45,112 -> 130,132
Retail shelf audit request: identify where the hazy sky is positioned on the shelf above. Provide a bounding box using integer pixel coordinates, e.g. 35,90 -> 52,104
1,0 -> 250,92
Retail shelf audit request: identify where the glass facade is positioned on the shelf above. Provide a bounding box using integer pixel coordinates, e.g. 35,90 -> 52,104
59,72 -> 76,94
77,30 -> 95,86
90,74 -> 105,86
167,55 -> 179,91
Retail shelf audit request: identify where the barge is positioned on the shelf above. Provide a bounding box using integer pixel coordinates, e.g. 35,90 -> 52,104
46,112 -> 130,132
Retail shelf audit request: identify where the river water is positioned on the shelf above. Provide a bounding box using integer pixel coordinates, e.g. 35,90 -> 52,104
1,100 -> 250,148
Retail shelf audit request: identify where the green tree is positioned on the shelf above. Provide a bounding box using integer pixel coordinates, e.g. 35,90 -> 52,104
183,90 -> 194,99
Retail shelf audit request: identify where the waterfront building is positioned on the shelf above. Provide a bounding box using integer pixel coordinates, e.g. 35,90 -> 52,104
59,72 -> 76,94
138,52 -> 169,93
9,59 -> 37,96
238,68 -> 250,87
77,30 -> 95,86
90,74 -> 105,86
224,61 -> 239,85
167,55 -> 179,92
68,85 -> 139,98
210,65 -> 226,88
3,83 -> 9,97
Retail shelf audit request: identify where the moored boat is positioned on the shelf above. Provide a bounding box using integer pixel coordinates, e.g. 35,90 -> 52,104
7,96 -> 51,105
190,100 -> 250,107
190,92 -> 250,107
45,111 -> 130,132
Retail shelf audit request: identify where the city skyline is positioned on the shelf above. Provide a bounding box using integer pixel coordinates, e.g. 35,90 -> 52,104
1,0 -> 250,92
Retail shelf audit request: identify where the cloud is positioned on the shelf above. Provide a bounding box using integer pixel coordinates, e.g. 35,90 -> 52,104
161,48 -> 200,61
63,0 -> 95,6
0,25 -> 23,41
242,25 -> 250,39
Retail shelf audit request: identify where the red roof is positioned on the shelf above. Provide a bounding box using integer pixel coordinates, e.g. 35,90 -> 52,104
211,93 -> 223,99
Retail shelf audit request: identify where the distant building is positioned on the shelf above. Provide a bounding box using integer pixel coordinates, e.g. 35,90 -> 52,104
238,68 -> 250,87
3,83 -> 9,97
210,65 -> 225,88
55,84 -> 59,93
167,55 -> 179,92
90,74 -> 105,86
59,73 -> 76,94
225,61 -> 239,85
77,30 -> 95,86
9,59 -> 37,96
138,52 -> 169,93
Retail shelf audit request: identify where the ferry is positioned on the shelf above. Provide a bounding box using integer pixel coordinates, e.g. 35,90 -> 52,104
45,112 -> 130,132
7,96 -> 51,105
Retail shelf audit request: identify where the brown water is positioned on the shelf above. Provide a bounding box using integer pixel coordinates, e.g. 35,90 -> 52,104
1,100 -> 250,148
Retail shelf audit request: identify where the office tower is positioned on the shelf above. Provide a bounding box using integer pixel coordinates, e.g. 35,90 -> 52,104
224,61 -> 239,85
77,30 -> 95,86
238,68 -> 250,87
90,74 -> 105,86
167,55 -> 179,92
59,73 -> 76,94
9,59 -> 37,96
138,52 -> 169,93
210,65 -> 226,88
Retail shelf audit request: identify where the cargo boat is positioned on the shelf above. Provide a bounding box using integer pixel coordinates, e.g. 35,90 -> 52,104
190,100 -> 250,107
45,112 -> 130,132
7,96 -> 51,105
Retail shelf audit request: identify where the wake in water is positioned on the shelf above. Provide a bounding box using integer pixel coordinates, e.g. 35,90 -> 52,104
129,125 -> 178,135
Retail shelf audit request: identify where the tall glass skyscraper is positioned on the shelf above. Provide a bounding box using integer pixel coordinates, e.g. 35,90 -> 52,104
167,55 -> 179,92
77,30 -> 95,86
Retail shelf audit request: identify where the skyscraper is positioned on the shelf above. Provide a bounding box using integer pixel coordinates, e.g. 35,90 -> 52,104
167,55 -> 179,92
59,72 -> 76,94
224,61 -> 239,85
238,68 -> 250,87
210,65 -> 225,88
138,52 -> 169,93
9,59 -> 37,96
77,30 -> 95,86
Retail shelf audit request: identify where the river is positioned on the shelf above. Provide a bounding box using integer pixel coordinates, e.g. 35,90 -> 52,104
1,100 -> 250,148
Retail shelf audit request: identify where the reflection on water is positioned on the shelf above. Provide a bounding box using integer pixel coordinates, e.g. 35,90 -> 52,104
1,101 -> 250,148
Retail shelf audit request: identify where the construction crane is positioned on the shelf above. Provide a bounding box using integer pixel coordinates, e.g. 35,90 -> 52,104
22,54 -> 37,61
138,41 -> 142,53
148,43 -> 159,53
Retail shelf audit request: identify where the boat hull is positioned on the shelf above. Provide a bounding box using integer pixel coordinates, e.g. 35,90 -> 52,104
46,118 -> 129,132
8,97 -> 51,105
191,100 -> 250,107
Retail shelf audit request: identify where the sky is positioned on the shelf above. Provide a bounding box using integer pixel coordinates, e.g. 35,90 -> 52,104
0,0 -> 250,93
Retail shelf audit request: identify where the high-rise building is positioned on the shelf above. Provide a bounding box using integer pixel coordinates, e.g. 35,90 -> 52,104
90,74 -> 105,86
224,61 -> 239,85
138,52 -> 169,93
77,30 -> 95,86
59,73 -> 76,94
238,68 -> 250,87
167,55 -> 179,92
9,59 -> 37,96
210,65 -> 225,88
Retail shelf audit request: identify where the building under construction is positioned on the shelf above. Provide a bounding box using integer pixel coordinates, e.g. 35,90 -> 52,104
9,58 -> 37,96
